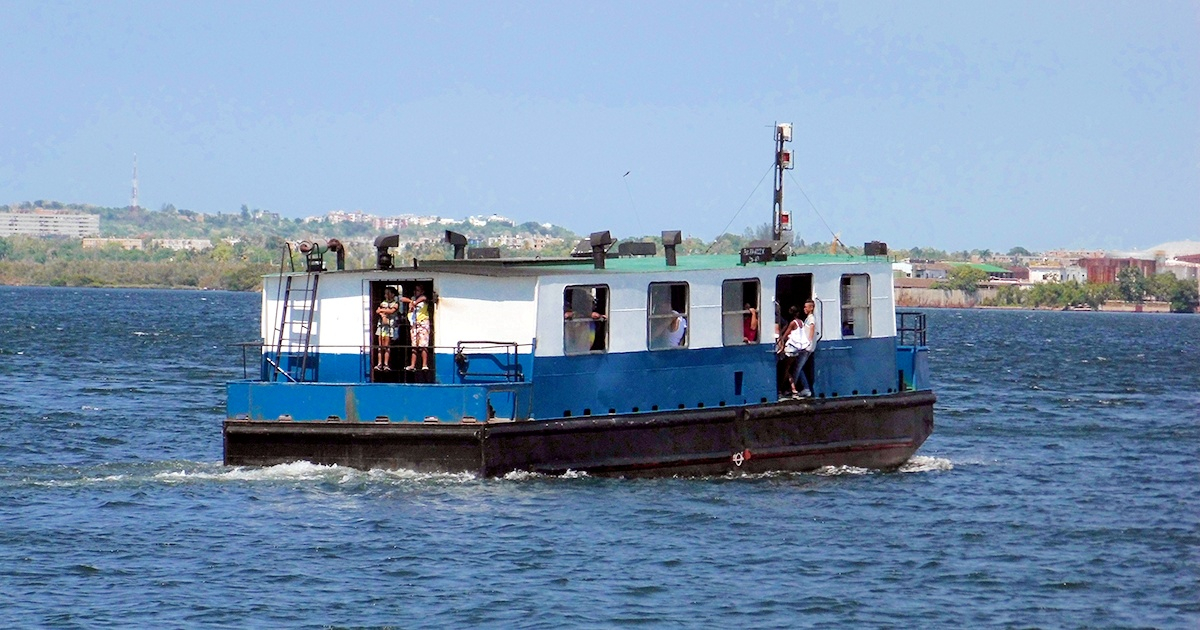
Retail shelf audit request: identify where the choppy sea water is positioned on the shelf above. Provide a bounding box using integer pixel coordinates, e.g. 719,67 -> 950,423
0,286 -> 1196,628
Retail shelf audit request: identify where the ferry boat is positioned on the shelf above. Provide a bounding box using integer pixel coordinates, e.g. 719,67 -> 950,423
224,124 -> 935,477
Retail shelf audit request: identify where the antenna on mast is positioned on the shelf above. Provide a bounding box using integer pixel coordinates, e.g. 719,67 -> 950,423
771,123 -> 794,244
131,154 -> 139,212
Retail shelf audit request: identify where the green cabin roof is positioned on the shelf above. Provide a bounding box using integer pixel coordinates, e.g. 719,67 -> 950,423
391,251 -> 891,278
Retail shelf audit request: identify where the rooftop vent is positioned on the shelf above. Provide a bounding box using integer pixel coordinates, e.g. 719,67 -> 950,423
374,234 -> 400,270
326,238 -> 345,270
445,230 -> 469,260
589,231 -> 614,269
662,230 -> 682,266
298,240 -> 326,272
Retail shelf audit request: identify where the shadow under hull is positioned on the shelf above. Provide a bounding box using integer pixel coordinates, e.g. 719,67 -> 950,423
223,390 -> 935,478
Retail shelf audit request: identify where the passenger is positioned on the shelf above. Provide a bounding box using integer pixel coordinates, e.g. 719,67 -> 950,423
666,309 -> 687,346
402,285 -> 431,371
564,292 -> 603,354
743,303 -> 759,343
778,300 -> 816,398
374,286 -> 400,370
650,299 -> 686,349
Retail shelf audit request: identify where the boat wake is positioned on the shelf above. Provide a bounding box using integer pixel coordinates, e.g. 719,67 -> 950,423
13,456 -> 954,489
898,455 -> 954,473
155,461 -> 479,484
501,469 -> 591,481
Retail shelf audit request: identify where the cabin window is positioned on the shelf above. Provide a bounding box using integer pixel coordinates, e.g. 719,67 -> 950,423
840,274 -> 871,338
563,285 -> 609,355
721,279 -> 760,345
647,282 -> 688,350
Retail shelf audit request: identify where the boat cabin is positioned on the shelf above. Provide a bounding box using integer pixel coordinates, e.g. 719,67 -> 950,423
227,237 -> 931,425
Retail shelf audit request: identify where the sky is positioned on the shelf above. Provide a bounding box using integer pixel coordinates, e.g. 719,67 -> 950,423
1,1 -> 1197,252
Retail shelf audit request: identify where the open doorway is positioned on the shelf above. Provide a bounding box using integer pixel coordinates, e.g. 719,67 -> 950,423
774,273 -> 814,396
368,280 -> 435,383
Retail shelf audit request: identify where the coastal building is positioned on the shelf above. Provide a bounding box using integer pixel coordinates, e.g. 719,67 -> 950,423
152,238 -> 213,251
1079,257 -> 1156,285
912,262 -> 951,280
485,234 -> 564,250
1162,257 -> 1200,288
1006,266 -> 1031,281
1028,264 -> 1065,283
374,216 -> 410,231
1,210 -> 99,238
1046,249 -> 1106,260
82,237 -> 144,250
326,210 -> 372,225
467,214 -> 516,227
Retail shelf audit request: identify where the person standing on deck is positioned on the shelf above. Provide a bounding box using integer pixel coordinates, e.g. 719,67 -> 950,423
402,285 -> 431,371
778,300 -> 817,398
374,286 -> 400,370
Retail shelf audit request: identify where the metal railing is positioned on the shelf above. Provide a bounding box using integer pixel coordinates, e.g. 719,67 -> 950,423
231,341 -> 532,383
895,311 -> 927,347
453,341 -> 527,382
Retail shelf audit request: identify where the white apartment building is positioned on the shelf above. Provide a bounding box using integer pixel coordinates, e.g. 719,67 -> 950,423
1,211 -> 100,237
82,237 -> 144,250
152,238 -> 213,251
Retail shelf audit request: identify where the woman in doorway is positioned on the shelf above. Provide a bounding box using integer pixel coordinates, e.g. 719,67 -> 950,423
401,285 -> 431,371
777,300 -> 816,398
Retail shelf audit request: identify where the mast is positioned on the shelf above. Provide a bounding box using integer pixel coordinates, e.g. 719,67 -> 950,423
771,123 -> 794,243
131,154 -> 139,212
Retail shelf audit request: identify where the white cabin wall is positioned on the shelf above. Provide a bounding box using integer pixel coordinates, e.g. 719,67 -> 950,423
811,274 -> 843,341
787,261 -> 895,341
434,275 -> 538,348
262,271 -> 542,353
872,269 -> 897,338
312,274 -> 373,352
537,268 -> 770,356
607,282 -> 648,354
261,272 -> 375,353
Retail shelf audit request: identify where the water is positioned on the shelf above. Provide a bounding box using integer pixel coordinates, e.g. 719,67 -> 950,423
1,287 -> 1196,628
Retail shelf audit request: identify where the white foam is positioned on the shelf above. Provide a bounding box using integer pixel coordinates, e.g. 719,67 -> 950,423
155,461 -> 481,484
898,455 -> 954,473
812,465 -> 872,476
155,461 -> 347,482
34,474 -> 127,487
501,469 -> 589,481
371,468 -> 478,483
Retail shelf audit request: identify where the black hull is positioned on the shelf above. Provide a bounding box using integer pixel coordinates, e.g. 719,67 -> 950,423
223,390 -> 935,477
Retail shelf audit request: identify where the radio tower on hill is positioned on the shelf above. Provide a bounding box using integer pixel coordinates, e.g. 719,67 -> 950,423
131,154 -> 139,211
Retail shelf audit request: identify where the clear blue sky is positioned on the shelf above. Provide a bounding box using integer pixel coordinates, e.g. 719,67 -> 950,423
2,0 -> 1197,252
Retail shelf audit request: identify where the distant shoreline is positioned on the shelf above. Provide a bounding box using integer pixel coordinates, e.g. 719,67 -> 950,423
899,302 -> 1188,314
